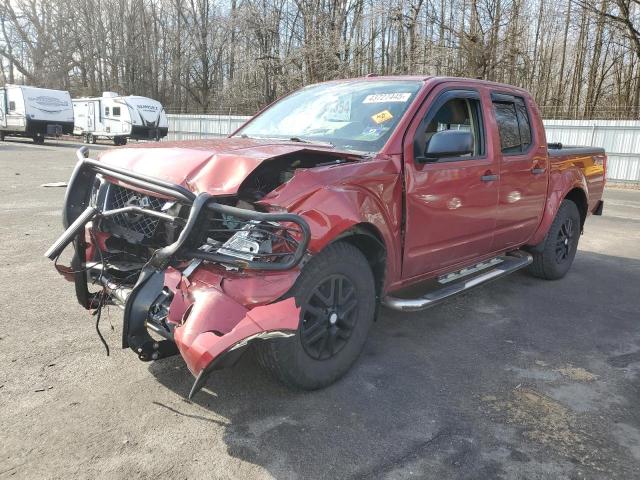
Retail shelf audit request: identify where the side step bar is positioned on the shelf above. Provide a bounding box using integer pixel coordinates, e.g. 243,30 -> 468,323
382,252 -> 532,312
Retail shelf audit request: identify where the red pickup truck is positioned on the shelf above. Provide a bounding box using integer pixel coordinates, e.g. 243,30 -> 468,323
46,76 -> 606,398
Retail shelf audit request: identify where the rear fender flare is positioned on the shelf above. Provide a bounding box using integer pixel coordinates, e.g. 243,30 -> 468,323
528,169 -> 588,248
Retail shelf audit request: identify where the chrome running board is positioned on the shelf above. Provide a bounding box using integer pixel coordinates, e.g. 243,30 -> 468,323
437,257 -> 503,284
382,252 -> 532,312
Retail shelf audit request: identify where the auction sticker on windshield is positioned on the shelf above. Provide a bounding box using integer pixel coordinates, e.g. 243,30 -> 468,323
326,95 -> 352,121
371,110 -> 393,124
363,93 -> 412,103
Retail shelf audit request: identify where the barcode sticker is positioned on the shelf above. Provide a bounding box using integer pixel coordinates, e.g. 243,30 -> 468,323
363,93 -> 412,104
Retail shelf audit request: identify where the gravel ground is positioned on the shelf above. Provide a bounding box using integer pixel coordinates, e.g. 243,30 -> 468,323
1,138 -> 639,479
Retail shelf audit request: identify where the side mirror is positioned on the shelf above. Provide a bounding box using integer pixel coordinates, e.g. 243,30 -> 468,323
420,130 -> 473,162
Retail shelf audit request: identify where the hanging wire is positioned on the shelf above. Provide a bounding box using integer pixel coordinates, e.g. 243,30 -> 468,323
92,289 -> 110,356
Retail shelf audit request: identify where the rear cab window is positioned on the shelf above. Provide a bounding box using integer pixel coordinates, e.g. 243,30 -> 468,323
492,93 -> 533,154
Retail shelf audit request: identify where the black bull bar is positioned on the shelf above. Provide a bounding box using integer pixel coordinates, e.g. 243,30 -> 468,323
45,147 -> 311,271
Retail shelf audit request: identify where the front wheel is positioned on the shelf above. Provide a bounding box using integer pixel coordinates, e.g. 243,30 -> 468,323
256,242 -> 376,390
527,200 -> 581,280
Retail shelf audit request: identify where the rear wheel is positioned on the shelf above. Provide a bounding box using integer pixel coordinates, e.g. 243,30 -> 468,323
528,200 -> 581,280
0,131 -> 5,141
256,242 -> 376,390
32,134 -> 45,144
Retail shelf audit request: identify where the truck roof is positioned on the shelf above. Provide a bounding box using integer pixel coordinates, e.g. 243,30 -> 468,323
321,75 -> 532,96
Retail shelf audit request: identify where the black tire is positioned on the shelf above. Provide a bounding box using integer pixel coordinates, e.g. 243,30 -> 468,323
88,133 -> 96,144
256,242 -> 376,390
0,131 -> 5,141
528,200 -> 581,280
120,137 -> 127,146
33,134 -> 45,144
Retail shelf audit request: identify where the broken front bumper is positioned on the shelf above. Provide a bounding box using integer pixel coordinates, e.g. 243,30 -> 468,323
45,147 -> 310,397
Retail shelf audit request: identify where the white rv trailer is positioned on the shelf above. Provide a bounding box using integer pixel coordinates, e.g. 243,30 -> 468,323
72,92 -> 168,145
0,85 -> 74,143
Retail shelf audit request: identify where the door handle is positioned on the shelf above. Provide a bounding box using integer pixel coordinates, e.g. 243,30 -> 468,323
481,173 -> 499,182
531,166 -> 545,175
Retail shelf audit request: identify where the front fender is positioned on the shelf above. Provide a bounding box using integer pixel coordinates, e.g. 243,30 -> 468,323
261,159 -> 403,288
298,185 -> 400,288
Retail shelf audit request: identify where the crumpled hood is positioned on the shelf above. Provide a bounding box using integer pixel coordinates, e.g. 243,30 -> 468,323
97,138 -> 340,196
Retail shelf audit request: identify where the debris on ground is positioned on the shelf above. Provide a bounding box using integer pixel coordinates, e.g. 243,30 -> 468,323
555,366 -> 598,382
482,387 -> 609,471
40,182 -> 68,188
34,386 -> 54,392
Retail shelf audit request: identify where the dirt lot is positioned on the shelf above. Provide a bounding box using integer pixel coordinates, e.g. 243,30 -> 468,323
1,138 -> 639,479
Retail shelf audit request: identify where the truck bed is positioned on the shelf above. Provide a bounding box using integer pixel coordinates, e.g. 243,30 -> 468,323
547,143 -> 606,215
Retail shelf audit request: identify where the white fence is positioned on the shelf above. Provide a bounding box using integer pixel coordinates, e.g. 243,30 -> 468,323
167,114 -> 251,141
167,115 -> 640,182
543,120 -> 640,182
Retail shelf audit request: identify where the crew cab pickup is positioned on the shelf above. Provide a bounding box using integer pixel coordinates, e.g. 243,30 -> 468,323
46,77 -> 606,398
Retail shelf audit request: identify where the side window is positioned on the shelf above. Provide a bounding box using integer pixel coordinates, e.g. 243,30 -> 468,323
493,102 -> 520,153
112,107 -> 121,117
492,96 -> 532,154
9,101 -> 15,111
515,98 -> 531,148
105,107 -> 110,116
417,96 -> 484,160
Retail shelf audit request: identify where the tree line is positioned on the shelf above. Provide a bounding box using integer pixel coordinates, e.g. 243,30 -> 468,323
1,0 -> 640,119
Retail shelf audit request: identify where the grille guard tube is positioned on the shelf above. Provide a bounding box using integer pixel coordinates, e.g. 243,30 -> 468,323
49,147 -> 311,272
148,192 -> 212,270
183,202 -> 311,271
45,206 -> 97,260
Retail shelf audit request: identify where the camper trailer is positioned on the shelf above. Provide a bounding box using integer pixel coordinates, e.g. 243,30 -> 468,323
73,93 -> 168,145
0,85 -> 74,143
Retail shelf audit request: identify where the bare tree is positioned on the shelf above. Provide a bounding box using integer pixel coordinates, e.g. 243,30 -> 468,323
0,0 -> 638,118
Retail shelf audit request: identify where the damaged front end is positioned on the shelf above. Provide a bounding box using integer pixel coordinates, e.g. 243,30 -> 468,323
46,147 -> 310,398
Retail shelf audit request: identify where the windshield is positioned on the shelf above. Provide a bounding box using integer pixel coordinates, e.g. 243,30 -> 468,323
235,80 -> 423,152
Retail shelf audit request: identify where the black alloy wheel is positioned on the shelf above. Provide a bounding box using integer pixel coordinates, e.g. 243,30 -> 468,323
255,241 -> 376,390
300,274 -> 358,360
527,199 -> 581,280
555,216 -> 575,264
